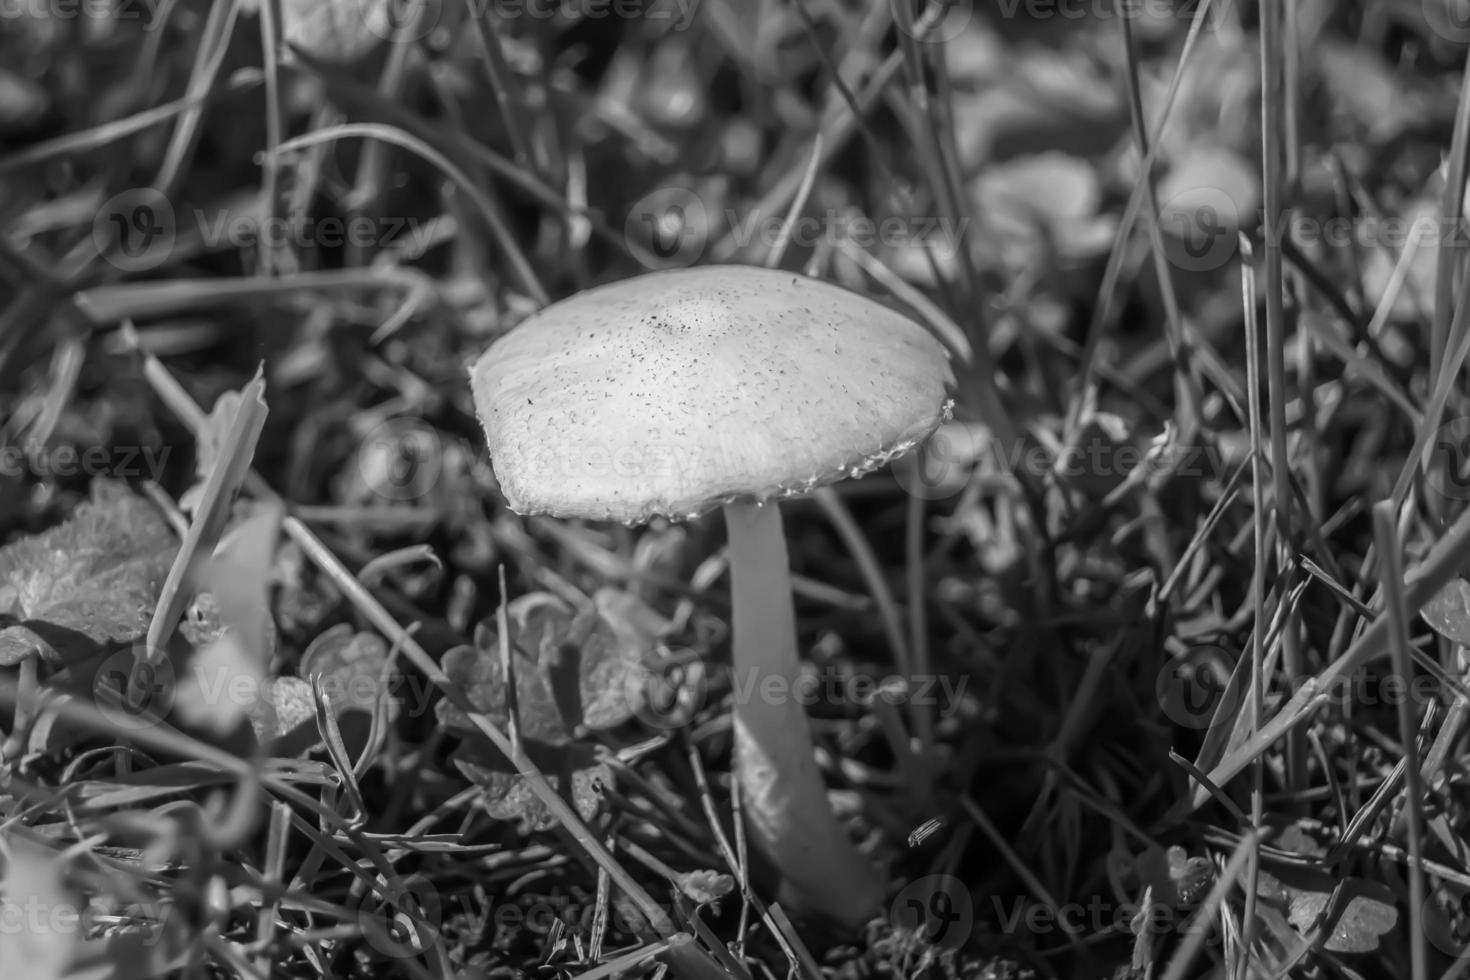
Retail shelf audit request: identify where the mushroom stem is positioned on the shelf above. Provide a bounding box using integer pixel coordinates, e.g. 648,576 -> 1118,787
722,499 -> 884,928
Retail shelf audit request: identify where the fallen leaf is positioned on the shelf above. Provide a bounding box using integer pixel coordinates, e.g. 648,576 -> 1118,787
0,480 -> 174,666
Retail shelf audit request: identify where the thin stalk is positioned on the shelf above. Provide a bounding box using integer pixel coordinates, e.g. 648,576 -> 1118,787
723,500 -> 883,929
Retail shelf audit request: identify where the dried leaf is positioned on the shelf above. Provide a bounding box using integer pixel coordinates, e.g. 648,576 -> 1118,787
0,480 -> 174,666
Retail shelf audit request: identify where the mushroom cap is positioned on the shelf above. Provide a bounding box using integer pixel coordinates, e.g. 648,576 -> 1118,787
469,265 -> 954,524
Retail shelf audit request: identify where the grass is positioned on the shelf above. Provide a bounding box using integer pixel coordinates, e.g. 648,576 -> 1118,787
4,0 -> 1470,978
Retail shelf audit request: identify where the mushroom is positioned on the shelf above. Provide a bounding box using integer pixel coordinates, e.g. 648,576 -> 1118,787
469,264 -> 952,929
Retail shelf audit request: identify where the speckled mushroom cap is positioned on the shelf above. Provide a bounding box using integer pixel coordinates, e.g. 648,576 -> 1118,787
469,265 -> 954,524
